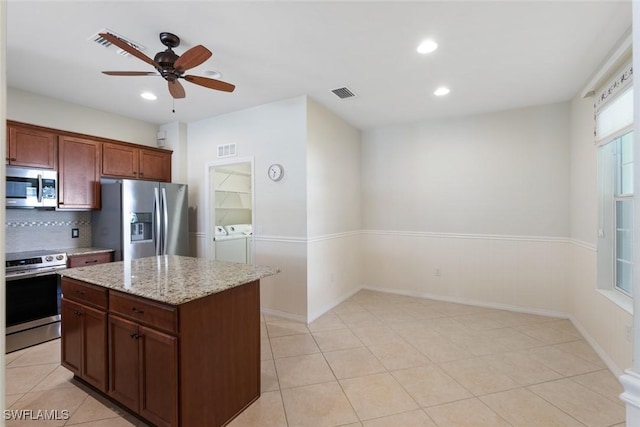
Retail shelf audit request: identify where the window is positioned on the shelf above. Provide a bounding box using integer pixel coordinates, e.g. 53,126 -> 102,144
597,76 -> 633,303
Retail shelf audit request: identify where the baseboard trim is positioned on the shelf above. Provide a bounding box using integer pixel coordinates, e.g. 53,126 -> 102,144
260,307 -> 307,324
568,314 -> 624,377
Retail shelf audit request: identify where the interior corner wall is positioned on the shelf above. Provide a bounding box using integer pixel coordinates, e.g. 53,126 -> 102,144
306,98 -> 362,321
186,96 -> 309,319
360,103 -> 572,314
7,87 -> 158,146
568,91 -> 632,373
159,121 -> 188,184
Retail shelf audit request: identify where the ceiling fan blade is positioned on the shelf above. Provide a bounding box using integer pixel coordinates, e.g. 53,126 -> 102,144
184,75 -> 235,92
99,32 -> 160,69
102,71 -> 159,76
168,80 -> 186,99
174,45 -> 212,72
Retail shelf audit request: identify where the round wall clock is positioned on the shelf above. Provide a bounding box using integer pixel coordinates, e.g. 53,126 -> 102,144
268,164 -> 284,181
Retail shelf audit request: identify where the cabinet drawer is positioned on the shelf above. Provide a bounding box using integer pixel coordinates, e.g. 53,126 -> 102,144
62,278 -> 108,310
68,252 -> 113,268
109,292 -> 177,334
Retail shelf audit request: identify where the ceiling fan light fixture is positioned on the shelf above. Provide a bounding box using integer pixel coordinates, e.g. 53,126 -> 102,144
434,87 -> 450,96
417,39 -> 438,54
140,92 -> 158,100
205,70 -> 223,79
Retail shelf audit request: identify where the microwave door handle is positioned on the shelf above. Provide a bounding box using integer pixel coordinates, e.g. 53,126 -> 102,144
37,174 -> 43,203
162,188 -> 168,255
154,188 -> 161,256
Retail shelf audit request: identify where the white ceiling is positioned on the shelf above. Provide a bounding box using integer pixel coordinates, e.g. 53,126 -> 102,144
6,1 -> 632,131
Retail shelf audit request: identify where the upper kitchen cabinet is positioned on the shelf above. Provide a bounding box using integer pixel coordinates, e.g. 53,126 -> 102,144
7,121 -> 57,169
58,136 -> 101,210
103,142 -> 171,182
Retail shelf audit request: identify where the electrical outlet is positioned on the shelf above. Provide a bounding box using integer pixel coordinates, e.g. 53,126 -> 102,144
71,228 -> 79,238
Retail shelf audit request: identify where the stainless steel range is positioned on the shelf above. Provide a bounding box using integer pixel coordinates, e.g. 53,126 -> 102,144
6,250 -> 68,353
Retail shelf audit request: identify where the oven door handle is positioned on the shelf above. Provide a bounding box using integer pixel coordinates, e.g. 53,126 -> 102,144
5,268 -> 65,281
37,173 -> 43,204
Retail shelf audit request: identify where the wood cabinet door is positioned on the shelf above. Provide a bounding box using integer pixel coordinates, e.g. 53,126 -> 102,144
58,136 -> 101,210
8,125 -> 57,169
139,149 -> 171,182
108,315 -> 140,412
139,326 -> 178,427
82,304 -> 108,392
103,142 -> 139,178
61,299 -> 83,375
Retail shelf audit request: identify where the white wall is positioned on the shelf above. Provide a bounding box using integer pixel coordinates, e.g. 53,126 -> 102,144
306,98 -> 362,320
568,91 -> 633,373
187,96 -> 308,318
7,87 -> 158,146
159,121 -> 188,184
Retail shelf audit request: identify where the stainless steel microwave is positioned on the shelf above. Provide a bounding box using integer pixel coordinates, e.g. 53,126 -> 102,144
6,166 -> 57,208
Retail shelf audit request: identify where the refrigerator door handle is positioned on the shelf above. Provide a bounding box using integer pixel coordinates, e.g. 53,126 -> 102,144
154,187 -> 161,256
162,187 -> 169,255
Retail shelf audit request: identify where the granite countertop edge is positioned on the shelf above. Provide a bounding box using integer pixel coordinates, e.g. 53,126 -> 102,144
62,247 -> 115,257
58,255 -> 279,305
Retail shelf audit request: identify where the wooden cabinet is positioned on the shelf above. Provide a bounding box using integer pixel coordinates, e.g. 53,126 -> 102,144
103,142 -> 171,182
67,252 -> 113,268
58,136 -> 102,210
7,123 -> 57,169
60,279 -> 108,392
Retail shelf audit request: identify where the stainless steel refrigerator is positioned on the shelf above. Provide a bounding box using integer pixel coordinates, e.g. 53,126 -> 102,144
92,179 -> 189,261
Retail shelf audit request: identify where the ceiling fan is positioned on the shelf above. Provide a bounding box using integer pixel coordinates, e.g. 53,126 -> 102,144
100,32 -> 235,99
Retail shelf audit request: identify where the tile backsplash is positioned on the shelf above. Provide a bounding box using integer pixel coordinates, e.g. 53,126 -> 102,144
5,209 -> 92,253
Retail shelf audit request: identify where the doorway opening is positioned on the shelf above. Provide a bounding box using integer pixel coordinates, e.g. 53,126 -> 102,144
206,158 -> 254,263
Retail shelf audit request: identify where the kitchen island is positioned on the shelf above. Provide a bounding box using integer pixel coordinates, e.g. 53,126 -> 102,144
58,255 -> 279,427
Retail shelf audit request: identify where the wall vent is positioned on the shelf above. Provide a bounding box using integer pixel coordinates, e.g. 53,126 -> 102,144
217,143 -> 237,158
88,28 -> 146,57
331,87 -> 356,99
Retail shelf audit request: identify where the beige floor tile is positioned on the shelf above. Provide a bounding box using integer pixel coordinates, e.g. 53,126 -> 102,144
571,369 -> 624,402
369,309 -> 419,323
262,359 -> 280,392
5,363 -> 59,395
261,338 -> 274,361
544,319 -> 582,336
515,323 -> 582,345
439,357 -> 520,396
552,340 -> 607,366
340,372 -> 419,421
312,329 -> 364,352
482,311 -> 552,327
336,311 -> 382,328
367,341 -> 430,371
426,398 -> 511,427
332,301 -> 367,314
411,336 -> 470,363
227,390 -> 287,427
391,365 -> 472,407
528,346 -> 602,376
5,348 -> 29,366
389,321 -> 441,341
5,394 -> 24,408
266,320 -> 310,338
275,353 -> 335,389
7,340 -> 61,367
351,325 -> 404,346
491,330 -> 545,350
7,387 -> 88,427
528,378 -> 625,427
480,388 -> 585,426
64,394 -> 120,425
65,418 -> 138,426
30,365 -> 76,392
362,409 -> 436,427
323,347 -> 386,379
446,333 -> 509,356
452,314 -> 505,331
308,312 -> 347,332
270,333 -> 320,359
482,351 -> 563,386
281,381 -> 358,427
426,318 -> 472,335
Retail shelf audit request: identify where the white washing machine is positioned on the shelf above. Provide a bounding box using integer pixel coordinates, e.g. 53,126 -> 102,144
214,224 -> 252,263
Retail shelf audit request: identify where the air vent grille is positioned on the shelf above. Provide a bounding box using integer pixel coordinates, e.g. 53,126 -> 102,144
217,143 -> 237,158
331,87 -> 356,99
88,28 -> 146,57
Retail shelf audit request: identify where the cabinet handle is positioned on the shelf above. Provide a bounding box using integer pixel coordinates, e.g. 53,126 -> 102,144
131,307 -> 145,314
10,158 -> 16,161
75,289 -> 85,295
133,171 -> 138,175
139,172 -> 144,177
84,259 -> 98,264
130,332 -> 139,339
73,310 -> 82,316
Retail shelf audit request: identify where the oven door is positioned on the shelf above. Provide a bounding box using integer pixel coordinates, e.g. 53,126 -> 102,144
6,273 -> 61,352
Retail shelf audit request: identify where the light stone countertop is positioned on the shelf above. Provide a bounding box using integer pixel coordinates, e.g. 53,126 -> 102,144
58,255 -> 280,305
62,247 -> 115,257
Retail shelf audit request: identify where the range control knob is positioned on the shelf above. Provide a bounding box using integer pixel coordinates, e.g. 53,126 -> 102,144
45,256 -> 53,262
56,255 -> 64,261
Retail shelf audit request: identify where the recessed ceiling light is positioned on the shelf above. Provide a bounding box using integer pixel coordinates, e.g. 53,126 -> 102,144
417,39 -> 438,54
205,70 -> 223,79
434,87 -> 450,96
140,92 -> 157,100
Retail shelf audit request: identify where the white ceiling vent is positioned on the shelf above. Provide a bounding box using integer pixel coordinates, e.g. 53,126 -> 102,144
217,143 -> 237,158
331,87 -> 356,99
88,28 -> 146,57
